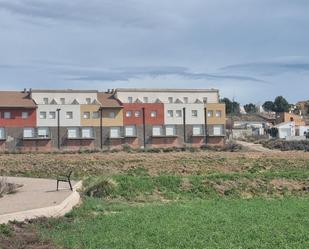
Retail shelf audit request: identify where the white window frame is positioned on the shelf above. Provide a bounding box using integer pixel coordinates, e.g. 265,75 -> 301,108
203,97 -> 208,104
128,97 -> 133,103
110,127 -> 121,138
213,125 -> 223,136
86,98 -> 91,104
165,125 -> 176,136
39,111 -> 47,119
37,127 -> 50,138
150,111 -> 157,118
60,98 -> 65,105
193,125 -> 203,136
109,111 -> 116,119
207,110 -> 213,117
134,111 -> 141,117
0,127 -> 5,140
143,97 -> 148,103
83,112 -> 91,119
92,111 -> 100,119
67,127 -> 79,139
168,97 -> 173,103
183,97 -> 188,104
215,110 -> 222,117
175,110 -> 182,118
4,112 -> 11,119
125,125 -> 136,137
66,112 -> 73,119
152,125 -> 163,136
167,110 -> 174,118
21,112 -> 28,119
126,111 -> 132,117
49,111 -> 56,119
43,98 -> 49,104
192,110 -> 198,118
23,128 -> 35,138
81,127 -> 94,139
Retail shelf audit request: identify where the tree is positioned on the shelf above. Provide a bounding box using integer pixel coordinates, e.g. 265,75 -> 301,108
244,103 -> 258,113
262,101 -> 275,112
220,98 -> 240,114
273,96 -> 290,113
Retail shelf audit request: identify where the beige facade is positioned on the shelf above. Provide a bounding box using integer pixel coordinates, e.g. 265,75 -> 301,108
205,103 -> 226,125
102,108 -> 123,126
80,104 -> 101,127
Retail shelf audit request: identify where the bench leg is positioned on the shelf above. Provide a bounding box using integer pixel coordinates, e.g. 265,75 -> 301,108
68,180 -> 73,191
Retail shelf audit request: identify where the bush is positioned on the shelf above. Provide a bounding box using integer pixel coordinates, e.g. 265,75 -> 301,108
261,139 -> 309,151
84,177 -> 117,198
224,141 -> 243,152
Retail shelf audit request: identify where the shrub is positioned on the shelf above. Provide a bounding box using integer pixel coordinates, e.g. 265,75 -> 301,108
261,139 -> 309,151
84,177 -> 117,198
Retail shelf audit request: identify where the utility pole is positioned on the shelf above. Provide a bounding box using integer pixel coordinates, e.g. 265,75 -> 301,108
183,107 -> 186,144
56,108 -> 61,150
100,108 -> 103,149
204,107 -> 208,144
142,107 -> 146,148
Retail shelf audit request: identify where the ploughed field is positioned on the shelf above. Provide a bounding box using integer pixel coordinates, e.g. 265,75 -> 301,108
0,150 -> 309,249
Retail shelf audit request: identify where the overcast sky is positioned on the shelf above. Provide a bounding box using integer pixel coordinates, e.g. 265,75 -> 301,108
0,0 -> 308,104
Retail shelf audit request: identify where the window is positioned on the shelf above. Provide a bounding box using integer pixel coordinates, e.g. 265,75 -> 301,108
150,111 -> 157,118
68,128 -> 78,138
207,110 -> 213,117
125,126 -> 136,137
0,128 -> 5,139
66,112 -> 73,119
43,98 -> 49,104
21,112 -> 28,119
83,112 -> 90,119
215,110 -> 222,117
193,125 -> 203,136
167,110 -> 173,118
126,111 -> 132,117
82,127 -> 94,138
37,128 -> 50,138
134,111 -> 141,117
213,125 -> 223,136
165,125 -> 176,136
4,112 -> 11,119
93,111 -> 100,119
128,97 -> 133,103
49,112 -> 56,119
86,98 -> 91,104
183,97 -> 188,104
109,111 -> 116,118
168,97 -> 173,103
192,110 -> 198,118
39,112 -> 47,119
143,97 -> 148,103
23,128 -> 35,138
176,110 -> 182,118
203,97 -> 208,104
110,127 -> 121,138
152,126 -> 163,136
60,98 -> 65,105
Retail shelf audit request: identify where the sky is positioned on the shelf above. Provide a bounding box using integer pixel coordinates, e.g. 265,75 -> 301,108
0,0 -> 309,104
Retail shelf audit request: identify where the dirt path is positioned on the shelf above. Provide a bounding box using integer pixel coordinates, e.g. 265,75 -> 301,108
235,140 -> 276,152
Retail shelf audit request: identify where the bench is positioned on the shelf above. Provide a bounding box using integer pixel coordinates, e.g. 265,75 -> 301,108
56,171 -> 73,191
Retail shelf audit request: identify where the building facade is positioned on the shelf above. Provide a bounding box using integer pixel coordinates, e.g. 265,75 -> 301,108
0,88 -> 226,152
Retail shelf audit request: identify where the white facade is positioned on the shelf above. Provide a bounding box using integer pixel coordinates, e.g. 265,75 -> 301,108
31,91 -> 99,127
275,122 -> 295,139
164,103 -> 205,125
35,105 -> 81,127
115,88 -> 219,104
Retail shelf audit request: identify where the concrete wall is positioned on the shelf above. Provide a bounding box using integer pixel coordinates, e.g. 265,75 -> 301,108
0,125 -> 225,152
116,90 -> 219,104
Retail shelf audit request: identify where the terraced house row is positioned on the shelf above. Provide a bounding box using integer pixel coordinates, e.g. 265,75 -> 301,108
0,88 -> 226,152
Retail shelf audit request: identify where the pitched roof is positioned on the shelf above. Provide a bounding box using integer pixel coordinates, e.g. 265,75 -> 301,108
97,92 -> 122,108
0,91 -> 36,108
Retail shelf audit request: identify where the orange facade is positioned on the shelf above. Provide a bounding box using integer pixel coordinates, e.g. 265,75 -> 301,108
123,103 -> 164,125
0,108 -> 37,127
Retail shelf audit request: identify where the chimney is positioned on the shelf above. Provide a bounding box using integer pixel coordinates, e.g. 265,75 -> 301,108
28,88 -> 32,99
23,88 -> 27,93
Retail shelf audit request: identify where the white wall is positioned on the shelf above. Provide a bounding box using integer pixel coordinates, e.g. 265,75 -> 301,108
31,92 -> 98,105
116,90 -> 219,104
164,104 -> 205,125
36,105 -> 81,127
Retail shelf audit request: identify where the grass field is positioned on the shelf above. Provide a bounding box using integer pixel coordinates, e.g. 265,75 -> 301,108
0,150 -> 309,249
